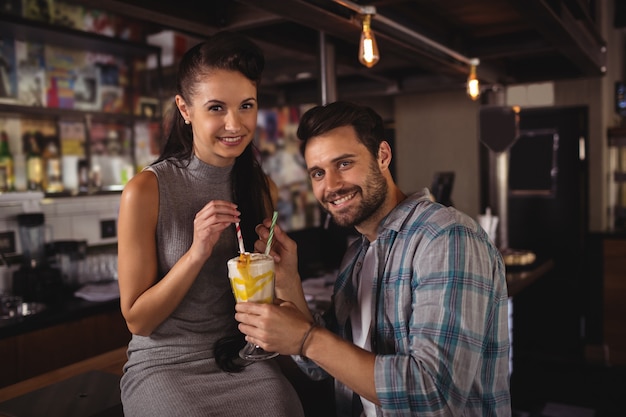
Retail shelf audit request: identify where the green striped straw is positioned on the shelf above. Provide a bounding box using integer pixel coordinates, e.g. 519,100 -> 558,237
265,211 -> 278,255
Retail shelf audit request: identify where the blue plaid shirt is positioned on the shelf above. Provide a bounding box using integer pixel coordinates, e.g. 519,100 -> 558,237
295,189 -> 511,416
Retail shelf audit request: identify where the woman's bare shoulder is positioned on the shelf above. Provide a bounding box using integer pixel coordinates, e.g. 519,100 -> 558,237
120,170 -> 158,209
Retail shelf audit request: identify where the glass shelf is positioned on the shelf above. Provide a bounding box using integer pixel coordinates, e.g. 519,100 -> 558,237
0,13 -> 160,59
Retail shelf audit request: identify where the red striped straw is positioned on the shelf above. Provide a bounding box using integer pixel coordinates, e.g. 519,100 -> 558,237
235,222 -> 245,254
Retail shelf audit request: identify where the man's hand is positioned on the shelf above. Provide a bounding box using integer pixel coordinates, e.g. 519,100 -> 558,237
235,300 -> 311,355
255,221 -> 312,319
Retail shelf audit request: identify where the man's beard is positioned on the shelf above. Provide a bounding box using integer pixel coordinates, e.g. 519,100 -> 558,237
324,161 -> 388,228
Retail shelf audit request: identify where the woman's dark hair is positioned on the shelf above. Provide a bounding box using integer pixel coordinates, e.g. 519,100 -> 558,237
154,31 -> 270,373
296,101 -> 385,159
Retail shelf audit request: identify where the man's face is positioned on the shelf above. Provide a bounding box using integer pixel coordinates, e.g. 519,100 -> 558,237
304,125 -> 387,228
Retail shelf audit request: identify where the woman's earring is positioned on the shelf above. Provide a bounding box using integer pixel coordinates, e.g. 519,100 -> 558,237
184,120 -> 191,125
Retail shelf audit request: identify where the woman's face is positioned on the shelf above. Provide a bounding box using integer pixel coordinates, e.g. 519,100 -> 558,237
177,69 -> 258,167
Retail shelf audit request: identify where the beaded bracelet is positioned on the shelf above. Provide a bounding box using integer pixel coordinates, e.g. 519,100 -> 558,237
299,322 -> 317,357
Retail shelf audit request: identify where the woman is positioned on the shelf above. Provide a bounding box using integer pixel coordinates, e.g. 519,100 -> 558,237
118,32 -> 304,417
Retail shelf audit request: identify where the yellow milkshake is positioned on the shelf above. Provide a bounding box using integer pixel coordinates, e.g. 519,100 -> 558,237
227,253 -> 275,304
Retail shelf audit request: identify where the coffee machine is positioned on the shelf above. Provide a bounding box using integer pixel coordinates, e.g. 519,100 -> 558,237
13,213 -> 62,303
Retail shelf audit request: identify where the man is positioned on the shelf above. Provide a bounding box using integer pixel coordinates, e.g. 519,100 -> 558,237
235,101 -> 511,416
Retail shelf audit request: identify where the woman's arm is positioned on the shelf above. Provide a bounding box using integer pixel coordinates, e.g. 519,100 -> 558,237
118,170 -> 240,335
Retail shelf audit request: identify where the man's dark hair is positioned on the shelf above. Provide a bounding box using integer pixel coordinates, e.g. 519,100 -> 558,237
296,101 -> 385,159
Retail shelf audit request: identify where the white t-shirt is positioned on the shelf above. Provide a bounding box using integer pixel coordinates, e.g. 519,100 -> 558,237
350,241 -> 378,417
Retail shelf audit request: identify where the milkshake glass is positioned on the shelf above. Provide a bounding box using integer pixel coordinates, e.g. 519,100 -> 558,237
228,252 -> 278,360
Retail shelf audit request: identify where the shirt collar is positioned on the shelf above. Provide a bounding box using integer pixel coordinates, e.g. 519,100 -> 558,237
376,187 -> 432,235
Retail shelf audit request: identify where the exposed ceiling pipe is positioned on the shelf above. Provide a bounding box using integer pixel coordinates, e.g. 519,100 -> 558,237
318,31 -> 338,105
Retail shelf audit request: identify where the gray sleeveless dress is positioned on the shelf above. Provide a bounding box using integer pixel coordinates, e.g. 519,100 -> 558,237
120,155 -> 304,417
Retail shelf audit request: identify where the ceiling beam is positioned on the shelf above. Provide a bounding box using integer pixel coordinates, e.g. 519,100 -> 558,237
507,0 -> 606,76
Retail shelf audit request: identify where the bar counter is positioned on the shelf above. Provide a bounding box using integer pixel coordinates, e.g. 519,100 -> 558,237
0,257 -> 551,341
0,258 -> 554,416
0,292 -> 130,391
0,254 -> 552,341
0,295 -> 122,339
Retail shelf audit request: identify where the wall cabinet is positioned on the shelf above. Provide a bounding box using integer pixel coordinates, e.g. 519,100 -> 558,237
0,11 -> 163,195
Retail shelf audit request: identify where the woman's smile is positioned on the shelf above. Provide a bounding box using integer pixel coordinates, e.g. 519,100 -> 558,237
218,135 -> 245,146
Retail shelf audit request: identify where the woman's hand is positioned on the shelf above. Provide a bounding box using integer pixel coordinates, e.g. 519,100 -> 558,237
189,200 -> 240,262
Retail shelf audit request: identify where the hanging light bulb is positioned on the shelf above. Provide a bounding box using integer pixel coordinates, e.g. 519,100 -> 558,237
467,58 -> 480,100
359,14 -> 380,68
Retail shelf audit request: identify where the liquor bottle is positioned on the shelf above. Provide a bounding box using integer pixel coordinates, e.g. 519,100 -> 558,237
26,134 -> 43,191
78,159 -> 89,193
13,153 -> 27,191
42,138 -> 63,193
0,131 -> 14,192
